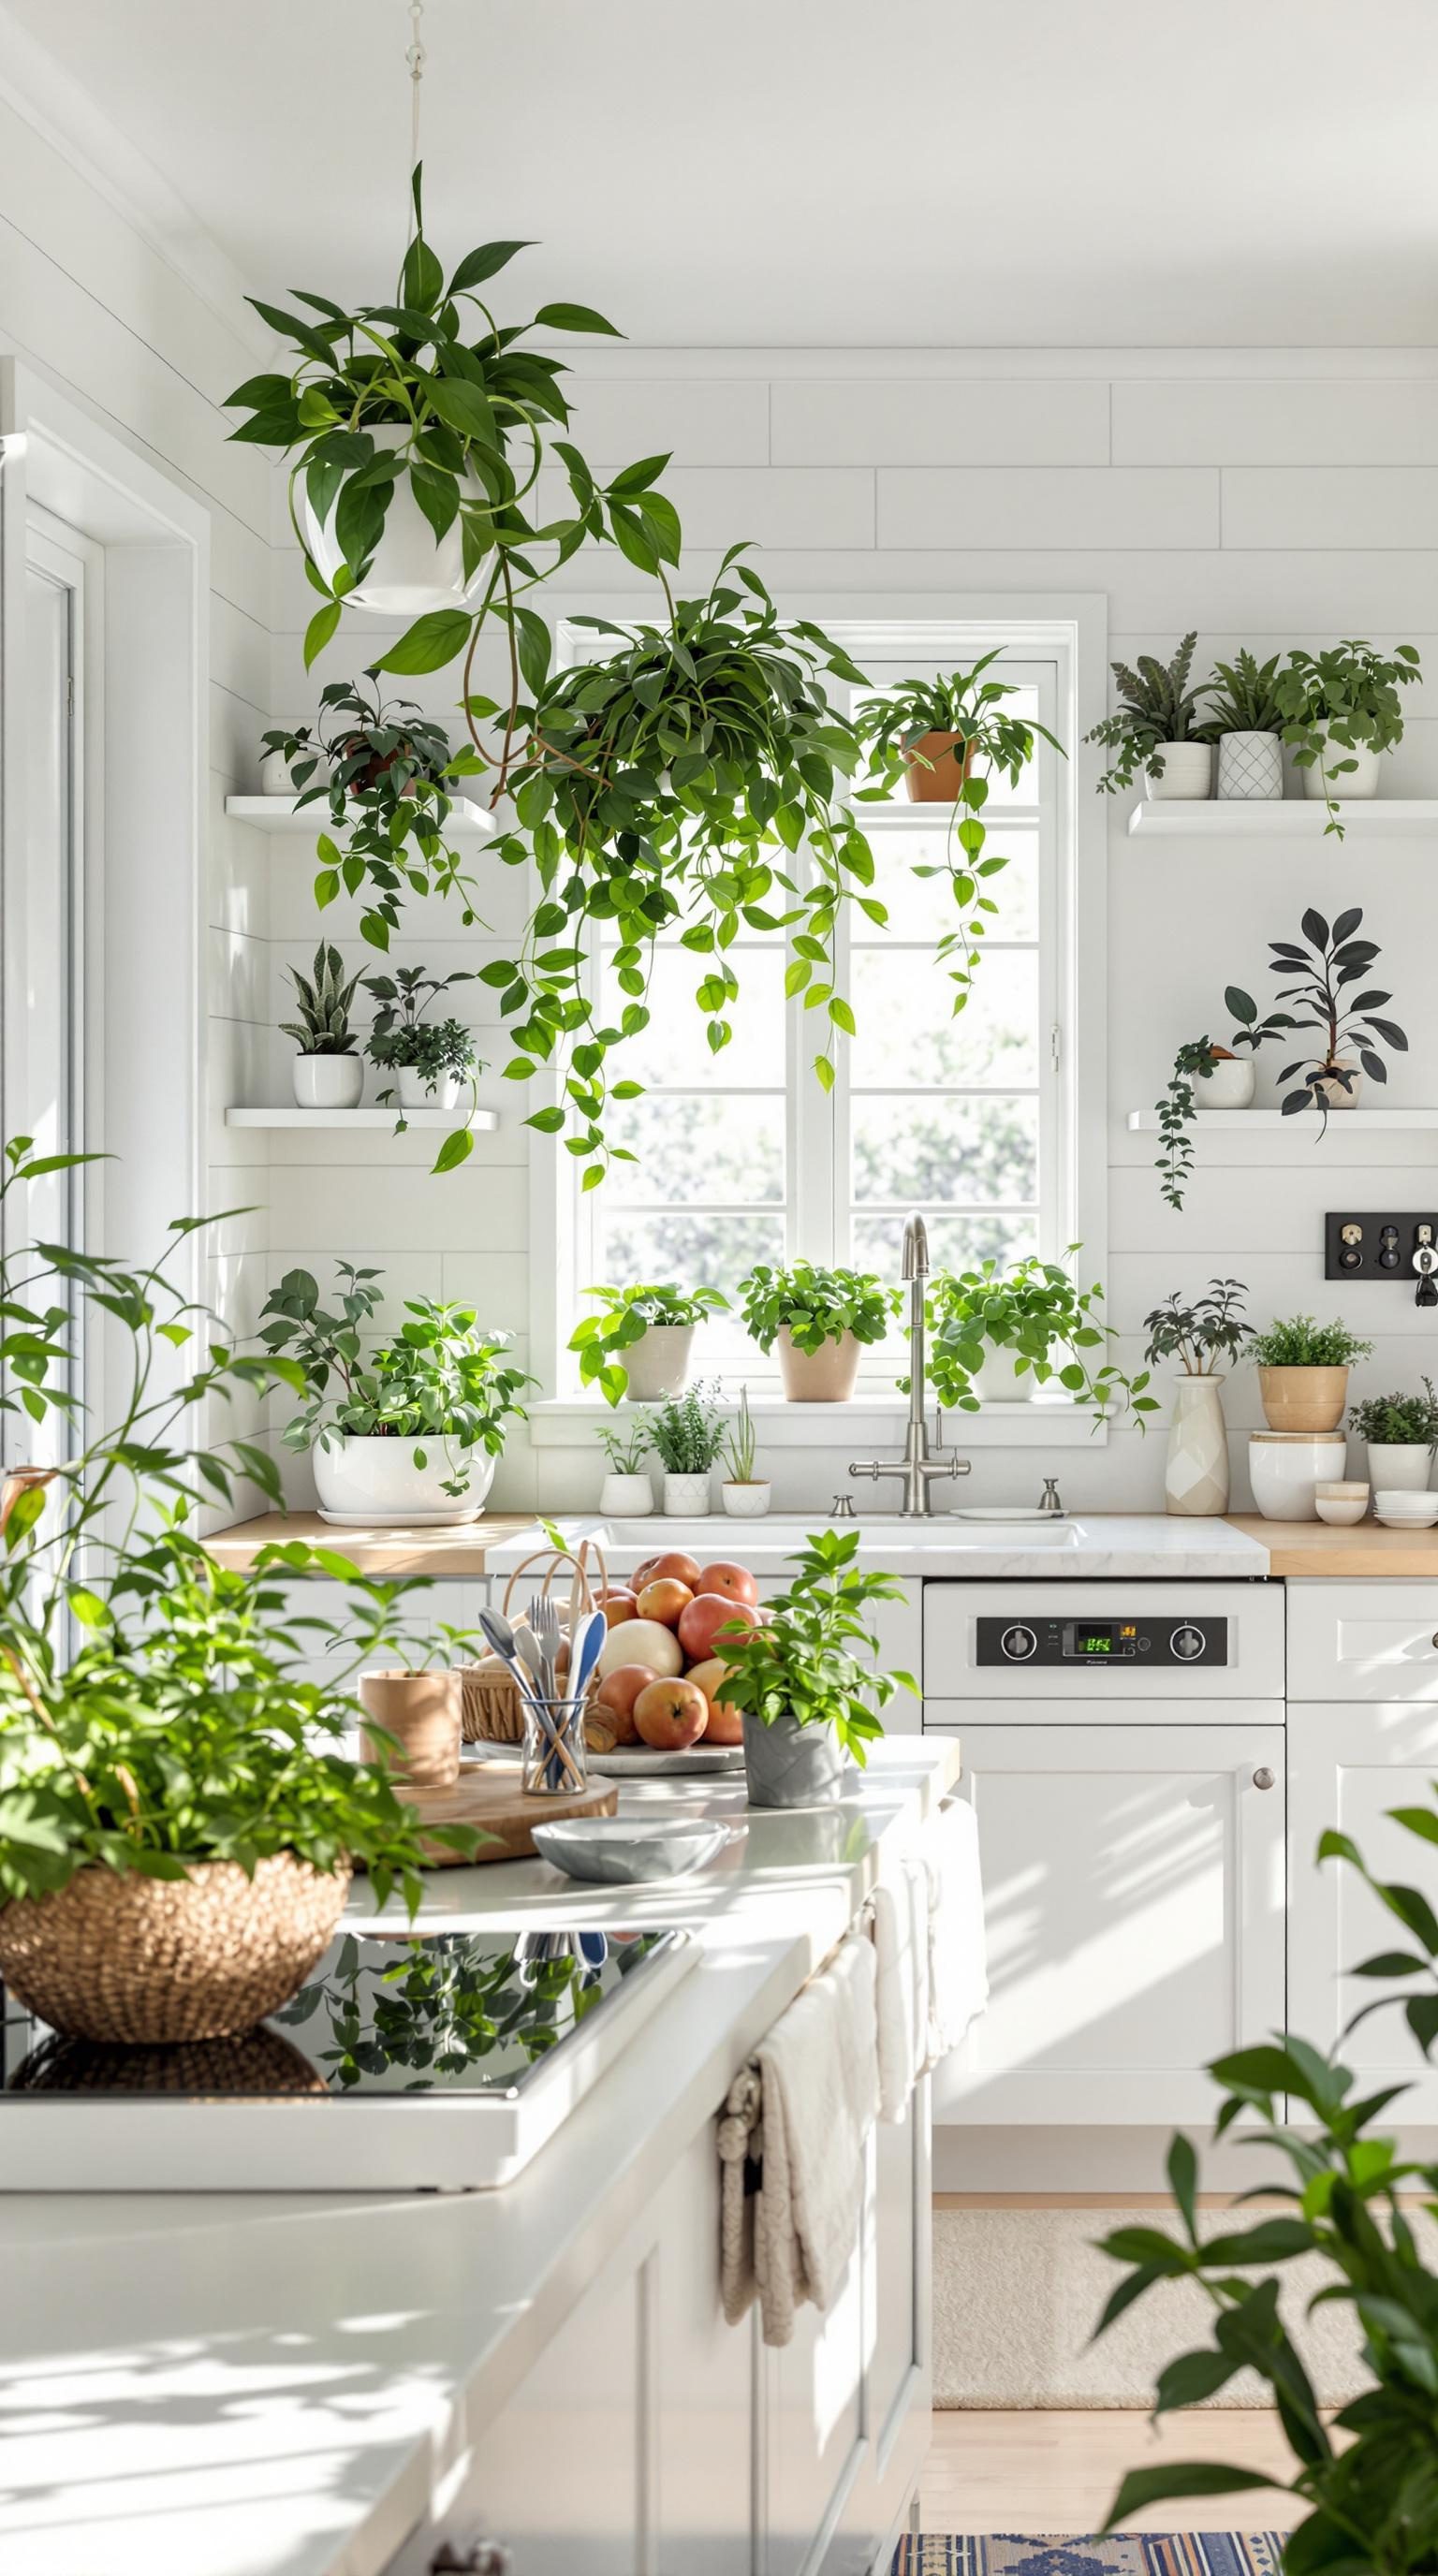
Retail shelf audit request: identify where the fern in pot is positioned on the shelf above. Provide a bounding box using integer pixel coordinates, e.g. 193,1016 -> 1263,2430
1086,633 -> 1216,801
720,1386 -> 770,1520
1349,1379 -> 1438,1496
1206,651 -> 1285,803
282,941 -> 365,1109
647,1383 -> 726,1516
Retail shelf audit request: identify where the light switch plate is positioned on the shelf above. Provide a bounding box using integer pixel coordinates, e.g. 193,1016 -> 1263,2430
1324,1210 -> 1438,1281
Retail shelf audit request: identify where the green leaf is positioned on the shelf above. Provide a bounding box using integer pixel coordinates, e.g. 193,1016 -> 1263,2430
375,609 -> 473,676
534,301 -> 623,335
425,377 -> 499,447
302,600 -> 342,670
448,240 -> 533,294
1102,2465 -> 1275,2531
432,1128 -> 475,1176
401,232 -> 444,314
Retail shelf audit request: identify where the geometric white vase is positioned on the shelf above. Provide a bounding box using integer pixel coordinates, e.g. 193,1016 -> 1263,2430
1164,1374 -> 1230,1516
1216,732 -> 1284,801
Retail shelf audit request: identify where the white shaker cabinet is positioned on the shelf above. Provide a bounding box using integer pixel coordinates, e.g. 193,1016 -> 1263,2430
932,1721 -> 1286,2124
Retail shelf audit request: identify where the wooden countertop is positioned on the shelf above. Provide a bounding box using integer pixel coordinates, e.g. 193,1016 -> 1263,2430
203,1509 -> 539,1577
1225,1514 -> 1438,1578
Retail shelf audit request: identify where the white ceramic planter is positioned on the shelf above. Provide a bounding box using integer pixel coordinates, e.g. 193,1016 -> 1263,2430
1194,1055 -> 1255,1110
1249,1430 -> 1346,1522
968,1348 -> 1034,1404
261,748 -> 296,796
292,1054 -> 364,1110
663,1471 -> 712,1516
1147,741 -> 1213,800
312,1434 -> 494,1523
302,424 -> 487,617
1303,740 -> 1381,801
1164,1374 -> 1230,1516
1366,1442 -> 1431,1493
624,1325 -> 694,1402
397,1066 -> 463,1112
722,1481 -> 772,1519
1313,1061 -> 1362,1110
1216,731 -> 1284,801
598,1471 -> 654,1517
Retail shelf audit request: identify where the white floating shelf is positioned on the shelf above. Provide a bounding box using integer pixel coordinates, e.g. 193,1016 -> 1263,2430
226,1106 -> 498,1132
225,795 -> 495,836
1127,1107 -> 1438,1133
1129,798 -> 1438,838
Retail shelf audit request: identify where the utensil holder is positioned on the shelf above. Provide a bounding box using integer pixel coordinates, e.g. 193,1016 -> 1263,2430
521,1696 -> 591,1796
461,1537 -> 610,1744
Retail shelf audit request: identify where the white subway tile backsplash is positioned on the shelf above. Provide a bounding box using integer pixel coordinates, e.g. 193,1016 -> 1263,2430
770,380 -> 1110,466
877,467 -> 1219,551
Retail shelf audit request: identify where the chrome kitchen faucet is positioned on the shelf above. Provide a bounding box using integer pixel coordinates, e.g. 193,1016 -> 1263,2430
847,1213 -> 971,1516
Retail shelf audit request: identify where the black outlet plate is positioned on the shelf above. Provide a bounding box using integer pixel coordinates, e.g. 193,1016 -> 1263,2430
1325,1211 -> 1438,1281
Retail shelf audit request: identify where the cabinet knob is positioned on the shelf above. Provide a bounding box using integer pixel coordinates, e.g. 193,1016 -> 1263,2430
429,2545 -> 510,2575
1252,1767 -> 1275,1791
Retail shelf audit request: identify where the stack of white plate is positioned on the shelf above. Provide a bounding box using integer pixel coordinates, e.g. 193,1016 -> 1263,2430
1372,1489 -> 1438,1530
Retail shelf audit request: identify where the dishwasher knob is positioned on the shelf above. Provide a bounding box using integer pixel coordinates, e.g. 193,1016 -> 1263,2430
1001,1623 -> 1036,1661
1170,1624 -> 1205,1661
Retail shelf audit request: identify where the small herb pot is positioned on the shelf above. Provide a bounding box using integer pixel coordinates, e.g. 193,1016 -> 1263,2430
1216,731 -> 1284,802
722,1479 -> 772,1518
777,1328 -> 859,1402
742,1709 -> 847,1808
1146,741 -> 1213,800
1257,1365 -> 1349,1434
623,1325 -> 694,1402
360,1669 -> 462,1788
397,1066 -> 462,1112
663,1471 -> 712,1516
293,1053 -> 363,1110
599,1471 -> 654,1516
1365,1442 -> 1431,1493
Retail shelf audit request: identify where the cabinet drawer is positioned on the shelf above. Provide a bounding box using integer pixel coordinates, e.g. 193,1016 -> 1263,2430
1287,1580 -> 1438,1702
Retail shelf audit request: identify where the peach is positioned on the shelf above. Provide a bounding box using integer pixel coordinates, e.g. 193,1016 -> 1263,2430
643,1550 -> 702,1590
678,1591 -> 758,1664
636,1576 -> 694,1629
634,1676 -> 709,1750
684,1656 -> 744,1746
598,1588 -> 638,1630
697,1559 -> 759,1607
594,1662 -> 653,1745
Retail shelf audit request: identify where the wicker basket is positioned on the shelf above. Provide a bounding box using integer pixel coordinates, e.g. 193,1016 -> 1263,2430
0,1852 -> 352,2043
460,1537 -> 611,1745
11,2023 -> 326,2095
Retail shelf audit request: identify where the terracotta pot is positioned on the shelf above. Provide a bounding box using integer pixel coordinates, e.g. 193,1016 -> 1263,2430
1257,1365 -> 1349,1434
902,730 -> 975,803
360,1670 -> 462,1788
0,1853 -> 351,2044
777,1328 -> 860,1402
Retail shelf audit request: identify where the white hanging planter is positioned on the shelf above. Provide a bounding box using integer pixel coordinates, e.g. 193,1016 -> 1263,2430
301,424 -> 487,619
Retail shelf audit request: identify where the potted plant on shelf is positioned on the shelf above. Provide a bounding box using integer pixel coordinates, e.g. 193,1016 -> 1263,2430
646,1383 -> 726,1516
1263,904 -> 1407,1121
568,1281 -> 729,1406
362,962 -> 483,1174
1349,1379 -> 1438,1495
357,1615 -> 488,1792
281,940 -> 365,1109
1142,1279 -> 1252,1516
714,1529 -> 915,1808
1274,638 -> 1422,832
738,1261 -> 899,1403
1248,1313 -> 1372,1433
1086,633 -> 1216,801
259,1263 -> 532,1524
922,1253 -> 1156,1429
594,1419 -> 655,1518
1205,651 -> 1285,803
719,1385 -> 770,1520
1154,986 -> 1296,1211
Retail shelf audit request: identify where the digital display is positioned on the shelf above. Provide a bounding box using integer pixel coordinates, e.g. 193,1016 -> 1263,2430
1063,1619 -> 1141,1659
1079,1628 -> 1112,1654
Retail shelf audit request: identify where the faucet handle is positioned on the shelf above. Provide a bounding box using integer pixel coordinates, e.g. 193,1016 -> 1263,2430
830,1492 -> 858,1517
1038,1477 -> 1064,1516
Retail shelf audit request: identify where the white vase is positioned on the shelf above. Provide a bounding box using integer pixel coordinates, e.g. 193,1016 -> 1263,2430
261,748 -> 295,797
292,1054 -> 363,1110
663,1472 -> 712,1516
1164,1374 -> 1230,1516
1248,1430 -> 1347,1521
1194,1056 -> 1255,1110
722,1481 -> 772,1518
312,1433 -> 494,1523
624,1325 -> 694,1402
301,423 -> 488,618
397,1065 -> 463,1112
1302,740 -> 1381,800
1216,731 -> 1284,802
1146,742 -> 1212,800
598,1471 -> 654,1517
968,1348 -> 1034,1404
1367,1442 -> 1431,1493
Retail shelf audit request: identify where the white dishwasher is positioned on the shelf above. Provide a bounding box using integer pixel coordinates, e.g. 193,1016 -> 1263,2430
922,1580 -> 1286,2125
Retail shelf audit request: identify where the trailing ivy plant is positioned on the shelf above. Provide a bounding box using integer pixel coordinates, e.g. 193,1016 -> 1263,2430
1274,641 -> 1421,838
1155,987 -> 1296,1212
920,1252 -> 1156,1428
1086,632 -> 1214,794
854,653 -> 1065,1018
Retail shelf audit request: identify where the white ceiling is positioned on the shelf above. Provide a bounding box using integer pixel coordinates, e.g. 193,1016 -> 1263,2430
13,0 -> 1438,348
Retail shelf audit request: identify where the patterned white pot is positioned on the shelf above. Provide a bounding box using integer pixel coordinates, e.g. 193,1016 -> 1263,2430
1216,731 -> 1284,801
598,1471 -> 654,1517
1366,1442 -> 1431,1493
292,1054 -> 363,1109
663,1472 -> 712,1516
1194,1056 -> 1255,1110
1146,742 -> 1213,800
722,1481 -> 772,1518
1164,1375 -> 1229,1517
1302,740 -> 1381,800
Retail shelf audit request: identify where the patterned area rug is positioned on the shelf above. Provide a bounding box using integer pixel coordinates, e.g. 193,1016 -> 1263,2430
892,2540 -> 1286,2576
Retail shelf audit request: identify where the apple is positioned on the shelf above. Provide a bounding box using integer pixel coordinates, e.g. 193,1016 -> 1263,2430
636,1576 -> 693,1629
596,1617 -> 682,1681
678,1591 -> 758,1664
697,1559 -> 759,1608
644,1549 -> 702,1590
634,1676 -> 709,1750
594,1662 -> 653,1745
630,1556 -> 659,1595
684,1655 -> 744,1746
598,1588 -> 638,1630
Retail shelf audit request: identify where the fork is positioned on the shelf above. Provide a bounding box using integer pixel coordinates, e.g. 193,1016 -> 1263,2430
527,1592 -> 581,1792
530,1593 -> 561,1698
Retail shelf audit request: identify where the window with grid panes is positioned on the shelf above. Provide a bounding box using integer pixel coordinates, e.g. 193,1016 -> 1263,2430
563,625 -> 1072,1390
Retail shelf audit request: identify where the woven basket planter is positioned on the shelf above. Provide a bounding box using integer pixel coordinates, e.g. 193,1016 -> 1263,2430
0,1852 -> 352,2043
11,2023 -> 326,2094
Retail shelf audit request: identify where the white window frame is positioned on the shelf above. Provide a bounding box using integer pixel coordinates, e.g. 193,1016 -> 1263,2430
527,593 -> 1108,1448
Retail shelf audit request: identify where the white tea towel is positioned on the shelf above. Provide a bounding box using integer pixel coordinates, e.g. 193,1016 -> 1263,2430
923,1795 -> 989,2066
716,1928 -> 879,2348
872,1856 -> 930,2120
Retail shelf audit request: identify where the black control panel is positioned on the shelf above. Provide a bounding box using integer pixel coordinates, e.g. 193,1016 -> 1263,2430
976,1614 -> 1228,1668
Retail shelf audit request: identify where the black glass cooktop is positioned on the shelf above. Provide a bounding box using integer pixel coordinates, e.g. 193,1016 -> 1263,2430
1,1926 -> 679,2101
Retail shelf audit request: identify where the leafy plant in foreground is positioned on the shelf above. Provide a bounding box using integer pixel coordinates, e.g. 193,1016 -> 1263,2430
714,1528 -> 916,1766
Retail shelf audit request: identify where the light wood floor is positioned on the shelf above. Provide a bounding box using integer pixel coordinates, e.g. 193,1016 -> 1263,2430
920,2410 -> 1305,2534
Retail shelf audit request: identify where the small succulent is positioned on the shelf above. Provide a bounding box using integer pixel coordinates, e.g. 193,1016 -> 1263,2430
281,942 -> 362,1056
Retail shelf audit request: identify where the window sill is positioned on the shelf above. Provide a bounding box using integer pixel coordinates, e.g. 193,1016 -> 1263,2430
525,1397 -> 1107,1449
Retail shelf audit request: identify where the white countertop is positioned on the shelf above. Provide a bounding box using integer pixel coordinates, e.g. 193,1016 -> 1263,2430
0,1741 -> 960,2576
485,1511 -> 1272,1582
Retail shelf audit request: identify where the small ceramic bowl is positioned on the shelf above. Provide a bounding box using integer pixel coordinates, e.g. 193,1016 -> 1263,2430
1315,1493 -> 1369,1526
1373,1492 -> 1438,1530
531,1817 -> 731,1886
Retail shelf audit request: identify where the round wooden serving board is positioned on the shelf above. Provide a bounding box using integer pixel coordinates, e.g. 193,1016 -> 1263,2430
389,1764 -> 619,1866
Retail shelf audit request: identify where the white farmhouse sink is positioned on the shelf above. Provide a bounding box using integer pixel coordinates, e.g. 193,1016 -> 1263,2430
612,1515 -> 1083,1553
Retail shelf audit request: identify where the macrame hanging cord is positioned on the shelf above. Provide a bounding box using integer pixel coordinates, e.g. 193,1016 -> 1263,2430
406,0 -> 426,229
